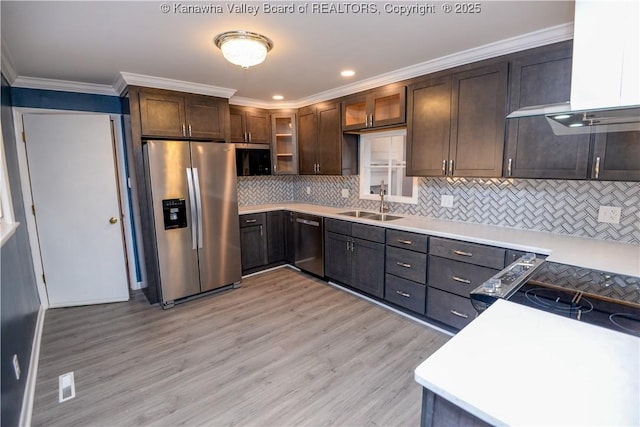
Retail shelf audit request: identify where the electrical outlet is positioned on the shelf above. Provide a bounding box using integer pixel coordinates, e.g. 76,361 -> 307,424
12,354 -> 20,380
598,205 -> 621,224
441,195 -> 454,208
58,372 -> 76,403
306,186 -> 311,195
341,189 -> 349,198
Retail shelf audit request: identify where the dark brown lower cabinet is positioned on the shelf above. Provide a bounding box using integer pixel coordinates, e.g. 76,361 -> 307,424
324,219 -> 385,298
266,211 -> 285,264
421,389 -> 490,427
240,225 -> 267,271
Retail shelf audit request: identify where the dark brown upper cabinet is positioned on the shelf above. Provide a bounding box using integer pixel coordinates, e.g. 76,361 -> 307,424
406,75 -> 452,176
139,90 -> 228,140
407,62 -> 508,177
229,106 -> 270,144
591,131 -> 640,181
505,42 -> 591,179
342,85 -> 406,132
298,101 -> 357,175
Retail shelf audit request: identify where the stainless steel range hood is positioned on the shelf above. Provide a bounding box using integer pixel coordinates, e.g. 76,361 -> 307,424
507,0 -> 640,135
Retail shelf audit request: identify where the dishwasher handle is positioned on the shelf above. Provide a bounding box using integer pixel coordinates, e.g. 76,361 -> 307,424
296,218 -> 320,227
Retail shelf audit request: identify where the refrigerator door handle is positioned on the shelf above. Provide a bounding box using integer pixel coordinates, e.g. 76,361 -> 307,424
186,168 -> 197,250
192,167 -> 204,249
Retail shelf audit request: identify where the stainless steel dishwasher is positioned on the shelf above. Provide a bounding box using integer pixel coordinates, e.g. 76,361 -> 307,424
294,213 -> 324,277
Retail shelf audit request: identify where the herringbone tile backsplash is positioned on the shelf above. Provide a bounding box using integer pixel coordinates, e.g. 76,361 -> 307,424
238,176 -> 639,244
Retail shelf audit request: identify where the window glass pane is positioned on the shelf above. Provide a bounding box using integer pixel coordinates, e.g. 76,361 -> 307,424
359,129 -> 417,204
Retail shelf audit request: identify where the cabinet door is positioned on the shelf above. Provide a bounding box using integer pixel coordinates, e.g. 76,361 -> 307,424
450,63 -> 508,177
272,113 -> 298,174
240,225 -> 267,271
342,93 -> 369,131
406,75 -> 452,176
352,238 -> 385,298
371,85 -> 406,129
246,109 -> 270,144
229,107 -> 247,143
324,231 -> 352,285
298,106 -> 318,174
267,211 -> 285,263
185,95 -> 227,140
316,101 -> 343,175
139,92 -> 186,138
284,211 -> 295,263
506,43 -> 590,179
592,131 -> 640,181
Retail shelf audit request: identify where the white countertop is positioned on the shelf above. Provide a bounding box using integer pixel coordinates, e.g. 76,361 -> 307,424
239,203 -> 640,277
414,299 -> 640,426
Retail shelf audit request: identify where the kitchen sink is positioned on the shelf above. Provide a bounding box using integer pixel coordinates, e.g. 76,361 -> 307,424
338,210 -> 375,218
338,211 -> 402,221
365,213 -> 402,221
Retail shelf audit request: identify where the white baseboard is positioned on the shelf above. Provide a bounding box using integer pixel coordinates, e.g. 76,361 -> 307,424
19,305 -> 46,427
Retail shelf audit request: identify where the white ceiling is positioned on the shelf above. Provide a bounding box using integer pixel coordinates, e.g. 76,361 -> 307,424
1,1 -> 575,106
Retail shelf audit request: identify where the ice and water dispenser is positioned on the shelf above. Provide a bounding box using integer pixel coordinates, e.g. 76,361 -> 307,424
162,199 -> 187,230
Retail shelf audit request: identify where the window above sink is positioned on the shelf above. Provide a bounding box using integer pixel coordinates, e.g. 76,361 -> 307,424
359,129 -> 418,205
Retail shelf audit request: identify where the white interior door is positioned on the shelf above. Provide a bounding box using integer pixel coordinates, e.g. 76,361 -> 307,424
22,113 -> 129,307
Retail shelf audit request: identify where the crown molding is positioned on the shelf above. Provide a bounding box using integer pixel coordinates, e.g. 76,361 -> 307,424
115,72 -> 236,98
1,43 -> 18,85
229,96 -> 300,110
11,76 -> 118,96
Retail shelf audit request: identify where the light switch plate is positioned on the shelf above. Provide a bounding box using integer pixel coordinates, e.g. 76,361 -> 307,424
441,195 -> 454,208
598,205 -> 621,224
341,189 -> 349,198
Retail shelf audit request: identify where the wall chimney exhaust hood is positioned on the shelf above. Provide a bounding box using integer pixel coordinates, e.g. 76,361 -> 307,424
507,0 -> 640,135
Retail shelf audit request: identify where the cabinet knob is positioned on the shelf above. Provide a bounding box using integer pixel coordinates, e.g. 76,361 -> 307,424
109,217 -> 118,224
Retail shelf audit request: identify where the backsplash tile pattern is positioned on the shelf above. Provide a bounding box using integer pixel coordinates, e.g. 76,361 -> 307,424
237,176 -> 295,205
237,175 -> 640,244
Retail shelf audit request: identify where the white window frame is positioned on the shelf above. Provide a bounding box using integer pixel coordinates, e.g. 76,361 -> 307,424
359,128 -> 418,204
0,120 -> 19,246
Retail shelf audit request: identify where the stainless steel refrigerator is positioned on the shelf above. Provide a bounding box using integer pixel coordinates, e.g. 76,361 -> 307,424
143,140 -> 242,307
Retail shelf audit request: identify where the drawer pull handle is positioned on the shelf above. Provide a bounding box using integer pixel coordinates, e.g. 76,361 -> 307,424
396,262 -> 411,268
452,276 -> 471,285
453,250 -> 473,257
397,239 -> 412,245
450,310 -> 469,319
396,290 -> 411,298
245,219 -> 257,223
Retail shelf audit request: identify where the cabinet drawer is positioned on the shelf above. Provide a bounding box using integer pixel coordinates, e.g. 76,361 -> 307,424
427,288 -> 477,330
386,229 -> 428,253
386,246 -> 427,284
240,212 -> 266,228
325,218 -> 352,235
384,274 -> 426,314
428,256 -> 499,298
352,223 -> 385,243
429,237 -> 505,269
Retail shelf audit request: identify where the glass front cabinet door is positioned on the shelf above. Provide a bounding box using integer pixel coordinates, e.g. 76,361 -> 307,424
271,113 -> 298,175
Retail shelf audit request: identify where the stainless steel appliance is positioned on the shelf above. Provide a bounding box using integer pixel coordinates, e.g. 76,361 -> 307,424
471,256 -> 640,337
294,213 -> 324,276
235,143 -> 271,176
143,140 -> 242,307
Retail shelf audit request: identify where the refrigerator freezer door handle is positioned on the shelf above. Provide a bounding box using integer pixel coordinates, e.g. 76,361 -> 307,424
192,167 -> 204,249
186,168 -> 197,250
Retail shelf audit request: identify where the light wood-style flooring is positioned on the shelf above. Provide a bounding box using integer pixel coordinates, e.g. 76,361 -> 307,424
32,267 -> 449,426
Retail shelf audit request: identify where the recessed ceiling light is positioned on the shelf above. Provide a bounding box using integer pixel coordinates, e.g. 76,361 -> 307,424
272,95 -> 284,100
341,70 -> 355,77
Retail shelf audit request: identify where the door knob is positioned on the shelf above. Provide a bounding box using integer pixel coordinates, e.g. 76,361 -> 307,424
109,217 -> 118,224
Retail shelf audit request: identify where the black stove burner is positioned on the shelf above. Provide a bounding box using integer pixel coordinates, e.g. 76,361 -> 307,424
609,313 -> 640,335
524,287 -> 593,318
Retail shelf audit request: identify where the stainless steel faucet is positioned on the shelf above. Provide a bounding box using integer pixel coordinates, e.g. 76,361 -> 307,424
379,180 -> 388,213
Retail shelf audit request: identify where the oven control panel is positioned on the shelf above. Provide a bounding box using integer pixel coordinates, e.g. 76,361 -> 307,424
470,254 -> 546,312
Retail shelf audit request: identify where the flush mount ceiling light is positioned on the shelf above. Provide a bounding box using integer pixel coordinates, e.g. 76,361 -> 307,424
214,30 -> 273,69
